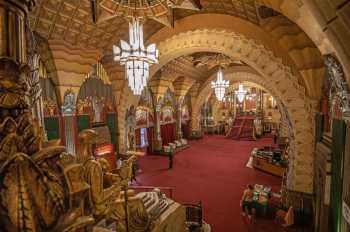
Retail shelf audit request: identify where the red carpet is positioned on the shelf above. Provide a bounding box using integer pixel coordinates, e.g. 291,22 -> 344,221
136,135 -> 286,232
226,116 -> 255,140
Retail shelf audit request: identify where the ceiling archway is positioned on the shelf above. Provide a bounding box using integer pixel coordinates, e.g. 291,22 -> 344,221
144,29 -> 315,193
147,14 -> 324,99
194,69 -> 303,188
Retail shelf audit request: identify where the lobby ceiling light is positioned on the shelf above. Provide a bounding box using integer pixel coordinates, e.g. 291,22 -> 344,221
235,84 -> 247,103
211,68 -> 229,101
113,18 -> 159,95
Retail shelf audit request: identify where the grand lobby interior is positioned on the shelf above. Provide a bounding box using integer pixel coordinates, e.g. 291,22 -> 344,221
1,0 -> 350,232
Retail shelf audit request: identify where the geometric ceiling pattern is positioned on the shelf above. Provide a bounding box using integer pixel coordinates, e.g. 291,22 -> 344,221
161,52 -> 246,82
29,0 -> 259,53
175,0 -> 259,23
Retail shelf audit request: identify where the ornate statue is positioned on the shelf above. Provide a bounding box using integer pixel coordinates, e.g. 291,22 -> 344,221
0,59 -> 95,231
127,127 -> 135,151
77,129 -> 153,232
77,129 -> 121,218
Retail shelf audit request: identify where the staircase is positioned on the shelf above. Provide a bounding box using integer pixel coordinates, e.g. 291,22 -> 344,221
226,116 -> 255,140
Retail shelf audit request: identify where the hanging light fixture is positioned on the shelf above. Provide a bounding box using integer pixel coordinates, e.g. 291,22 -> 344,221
235,84 -> 247,103
211,68 -> 229,101
113,18 -> 159,95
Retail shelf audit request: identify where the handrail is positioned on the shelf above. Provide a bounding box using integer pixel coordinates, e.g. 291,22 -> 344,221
129,185 -> 174,199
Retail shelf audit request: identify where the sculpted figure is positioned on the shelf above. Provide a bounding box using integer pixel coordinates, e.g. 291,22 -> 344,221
0,60 -> 94,231
127,128 -> 135,151
77,129 -> 121,218
78,129 -> 153,232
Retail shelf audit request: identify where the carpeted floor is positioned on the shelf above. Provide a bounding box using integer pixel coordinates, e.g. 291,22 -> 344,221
136,135 -> 287,232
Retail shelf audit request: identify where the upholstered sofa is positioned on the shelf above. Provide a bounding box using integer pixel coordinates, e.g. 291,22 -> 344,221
159,139 -> 190,156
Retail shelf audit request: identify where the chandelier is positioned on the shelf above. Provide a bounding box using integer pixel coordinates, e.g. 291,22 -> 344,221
235,84 -> 247,103
211,68 -> 229,101
113,18 -> 159,95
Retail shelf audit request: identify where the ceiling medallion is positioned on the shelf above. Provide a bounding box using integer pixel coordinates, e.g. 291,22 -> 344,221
113,18 -> 159,95
211,68 -> 229,101
235,84 -> 247,103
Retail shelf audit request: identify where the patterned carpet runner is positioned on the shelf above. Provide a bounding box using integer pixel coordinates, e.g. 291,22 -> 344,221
226,116 -> 255,140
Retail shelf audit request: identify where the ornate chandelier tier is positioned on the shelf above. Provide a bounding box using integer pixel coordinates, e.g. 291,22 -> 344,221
211,68 -> 229,101
113,18 -> 159,95
235,84 -> 247,103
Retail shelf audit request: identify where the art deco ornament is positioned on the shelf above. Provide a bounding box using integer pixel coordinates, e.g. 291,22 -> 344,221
211,68 -> 229,101
235,84 -> 247,103
113,18 -> 159,95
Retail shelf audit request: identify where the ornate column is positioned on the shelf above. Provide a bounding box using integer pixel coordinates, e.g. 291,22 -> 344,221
233,93 -> 237,118
256,89 -> 263,118
61,90 -> 77,154
261,91 -> 264,119
29,58 -> 47,142
243,97 -> 246,112
0,0 -> 34,107
154,102 -> 163,151
0,0 -> 37,129
176,98 -> 183,140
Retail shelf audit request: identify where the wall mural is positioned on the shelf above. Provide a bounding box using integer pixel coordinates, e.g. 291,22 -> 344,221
41,78 -> 60,116
76,65 -> 118,151
160,89 -> 176,124
40,77 -> 61,141
136,107 -> 148,127
160,88 -> 176,107
161,106 -> 175,123
138,87 -> 154,109
135,88 -> 154,128
77,78 -> 116,123
182,105 -> 190,121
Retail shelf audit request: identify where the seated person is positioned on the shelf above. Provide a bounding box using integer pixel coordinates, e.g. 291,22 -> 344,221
240,184 -> 255,219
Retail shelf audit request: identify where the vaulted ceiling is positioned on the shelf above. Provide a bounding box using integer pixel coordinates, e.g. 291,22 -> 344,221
29,0 -> 259,53
30,0 -> 325,102
160,52 -> 245,82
